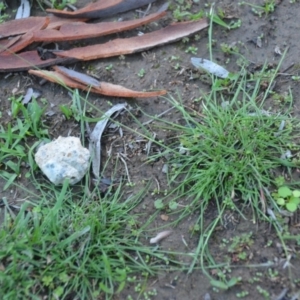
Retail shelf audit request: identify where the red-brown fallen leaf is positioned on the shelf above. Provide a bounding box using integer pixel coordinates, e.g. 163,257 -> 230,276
0,19 -> 208,72
34,10 -> 166,42
47,15 -> 87,30
46,0 -> 157,19
0,36 -> 21,54
0,17 -> 50,55
0,16 -> 87,55
1,10 -> 166,56
0,51 -> 75,72
0,16 -> 87,41
0,17 -> 48,39
94,82 -> 166,98
54,65 -> 167,97
57,19 -> 208,60
1,32 -> 34,55
28,68 -> 167,98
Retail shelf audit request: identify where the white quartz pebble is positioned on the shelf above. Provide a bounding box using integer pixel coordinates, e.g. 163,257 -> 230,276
35,136 -> 90,185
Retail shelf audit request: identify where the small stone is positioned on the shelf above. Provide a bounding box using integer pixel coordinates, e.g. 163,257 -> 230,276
203,293 -> 211,300
162,164 -> 168,174
35,136 -> 90,185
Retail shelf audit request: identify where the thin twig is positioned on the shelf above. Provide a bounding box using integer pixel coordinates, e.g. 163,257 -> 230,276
164,283 -> 176,289
107,138 -> 121,157
136,3 -> 151,17
181,235 -> 189,248
118,153 -> 131,183
146,132 -> 156,156
142,106 -> 175,125
153,176 -> 160,193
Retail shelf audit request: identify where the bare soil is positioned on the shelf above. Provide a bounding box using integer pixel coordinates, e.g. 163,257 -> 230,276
1,0 -> 300,299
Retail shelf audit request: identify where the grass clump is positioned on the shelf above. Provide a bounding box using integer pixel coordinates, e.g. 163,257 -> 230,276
0,96 -> 49,190
145,63 -> 300,282
165,94 -> 295,215
153,71 -> 298,221
0,179 -> 173,299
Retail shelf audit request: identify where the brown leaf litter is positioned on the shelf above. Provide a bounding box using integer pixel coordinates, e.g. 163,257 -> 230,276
0,0 -> 208,98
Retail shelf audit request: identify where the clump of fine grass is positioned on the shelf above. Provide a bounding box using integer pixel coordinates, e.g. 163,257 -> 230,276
0,178 -> 175,299
144,64 -> 300,283
0,95 -> 49,190
150,64 -> 300,221
148,69 -> 296,215
164,97 -> 295,215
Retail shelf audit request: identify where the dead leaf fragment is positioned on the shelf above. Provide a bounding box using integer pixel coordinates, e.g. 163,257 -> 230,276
0,17 -> 50,55
150,230 -> 172,244
16,0 -> 31,19
89,103 -> 127,178
0,12 -> 166,54
35,10 -> 166,43
256,36 -> 262,48
160,214 -> 169,221
0,51 -> 74,72
46,0 -> 158,19
47,15 -> 88,30
1,32 -> 34,55
1,10 -> 166,54
22,87 -> 41,104
57,19 -> 208,60
53,66 -> 167,97
191,57 -> 230,78
0,17 -> 48,38
28,68 -> 167,98
54,65 -> 101,86
0,17 -> 207,72
0,36 -> 21,54
274,45 -> 282,55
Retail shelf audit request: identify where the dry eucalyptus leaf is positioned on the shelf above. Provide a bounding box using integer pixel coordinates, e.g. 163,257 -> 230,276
191,57 -> 229,78
16,0 -> 31,19
89,103 -> 127,179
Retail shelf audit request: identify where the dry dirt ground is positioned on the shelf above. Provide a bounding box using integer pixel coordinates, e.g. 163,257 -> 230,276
1,0 -> 300,299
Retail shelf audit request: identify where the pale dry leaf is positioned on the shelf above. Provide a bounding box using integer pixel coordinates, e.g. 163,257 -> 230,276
16,0 -> 31,19
191,57 -> 229,78
160,214 -> 169,221
274,45 -> 282,55
256,36 -> 262,48
150,230 -> 172,244
89,103 -> 127,179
